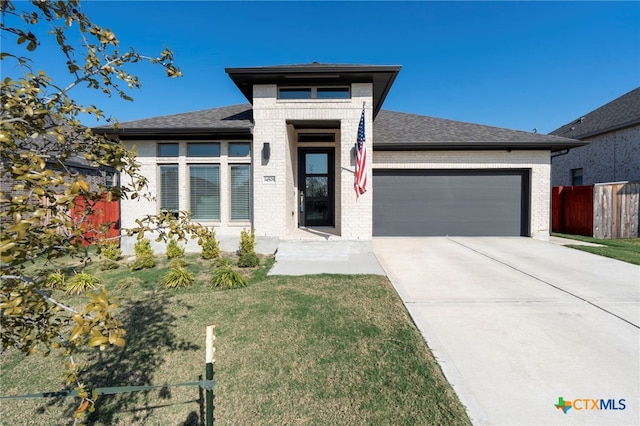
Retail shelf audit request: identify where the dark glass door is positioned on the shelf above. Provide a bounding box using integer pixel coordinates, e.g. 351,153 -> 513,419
299,148 -> 334,227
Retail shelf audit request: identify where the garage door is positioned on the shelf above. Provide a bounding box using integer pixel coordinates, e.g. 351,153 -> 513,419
373,169 -> 529,236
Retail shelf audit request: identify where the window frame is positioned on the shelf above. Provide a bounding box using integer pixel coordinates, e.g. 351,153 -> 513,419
229,164 -> 251,221
277,86 -> 351,100
158,164 -> 179,217
189,164 -> 221,221
158,143 -> 179,157
571,168 -> 584,186
187,142 -> 221,157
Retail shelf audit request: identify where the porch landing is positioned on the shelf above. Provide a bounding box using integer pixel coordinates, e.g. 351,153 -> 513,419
268,232 -> 385,276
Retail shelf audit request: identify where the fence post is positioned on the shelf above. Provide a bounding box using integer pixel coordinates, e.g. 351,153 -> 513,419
206,325 -> 215,426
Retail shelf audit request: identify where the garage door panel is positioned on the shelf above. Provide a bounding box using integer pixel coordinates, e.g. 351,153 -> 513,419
373,170 -> 528,236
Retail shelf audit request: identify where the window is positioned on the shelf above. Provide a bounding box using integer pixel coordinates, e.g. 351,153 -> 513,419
158,143 -> 179,157
190,166 -> 220,220
298,133 -> 336,143
188,143 -> 220,157
159,165 -> 179,215
279,88 -> 312,99
230,165 -> 250,220
157,142 -> 251,225
316,87 -> 350,99
278,86 -> 350,100
229,143 -> 251,157
571,168 -> 583,186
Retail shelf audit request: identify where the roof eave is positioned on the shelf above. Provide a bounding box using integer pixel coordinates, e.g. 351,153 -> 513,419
225,64 -> 402,119
568,118 -> 640,140
373,141 -> 587,152
92,127 -> 253,140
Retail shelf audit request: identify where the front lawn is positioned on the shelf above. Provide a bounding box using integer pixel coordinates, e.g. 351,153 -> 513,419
0,253 -> 470,425
553,233 -> 640,265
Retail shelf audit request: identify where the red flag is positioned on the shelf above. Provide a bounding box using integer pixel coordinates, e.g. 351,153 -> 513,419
354,106 -> 367,199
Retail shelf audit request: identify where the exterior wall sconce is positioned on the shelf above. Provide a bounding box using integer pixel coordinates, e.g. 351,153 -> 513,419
263,143 -> 270,161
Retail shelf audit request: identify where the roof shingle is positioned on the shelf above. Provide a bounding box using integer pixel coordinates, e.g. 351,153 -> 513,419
550,87 -> 640,139
98,104 -> 582,151
374,110 -> 582,150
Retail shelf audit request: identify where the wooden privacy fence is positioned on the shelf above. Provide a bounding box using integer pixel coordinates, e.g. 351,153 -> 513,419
552,185 -> 593,236
41,194 -> 120,245
593,182 -> 640,239
552,182 -> 640,239
70,194 -> 120,245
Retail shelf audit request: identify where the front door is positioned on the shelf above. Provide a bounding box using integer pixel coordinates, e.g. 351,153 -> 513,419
298,148 -> 334,227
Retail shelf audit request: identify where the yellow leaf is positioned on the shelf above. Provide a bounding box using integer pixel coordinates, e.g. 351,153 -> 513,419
88,336 -> 108,347
114,337 -> 126,347
69,324 -> 83,341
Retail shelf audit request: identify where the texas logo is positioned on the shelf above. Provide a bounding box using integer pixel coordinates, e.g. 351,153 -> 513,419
555,397 -> 572,414
554,397 -> 626,414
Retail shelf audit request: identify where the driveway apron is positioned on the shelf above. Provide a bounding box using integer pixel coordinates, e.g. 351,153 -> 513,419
373,237 -> 640,426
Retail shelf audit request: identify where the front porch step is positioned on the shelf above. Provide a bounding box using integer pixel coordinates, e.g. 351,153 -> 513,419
275,240 -> 375,262
275,240 -> 350,261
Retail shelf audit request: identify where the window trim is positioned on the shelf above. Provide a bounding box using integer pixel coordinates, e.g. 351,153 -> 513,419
187,142 -> 221,157
277,85 -> 351,100
158,143 -> 179,157
571,168 -> 584,186
189,164 -> 221,221
229,164 -> 251,222
158,164 -> 179,217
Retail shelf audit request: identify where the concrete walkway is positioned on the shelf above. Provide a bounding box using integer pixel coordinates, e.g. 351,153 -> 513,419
268,240 -> 385,275
373,237 -> 640,426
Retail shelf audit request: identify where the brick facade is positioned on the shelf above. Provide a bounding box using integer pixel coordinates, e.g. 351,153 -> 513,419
251,83 -> 374,240
551,125 -> 640,187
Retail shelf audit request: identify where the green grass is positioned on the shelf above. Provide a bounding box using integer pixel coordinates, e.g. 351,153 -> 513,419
0,253 -> 470,425
553,233 -> 640,265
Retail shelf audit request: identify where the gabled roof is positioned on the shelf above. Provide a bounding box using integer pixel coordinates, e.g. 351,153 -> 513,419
225,63 -> 401,118
550,87 -> 640,139
94,104 -> 253,139
374,110 -> 584,152
96,104 -> 583,151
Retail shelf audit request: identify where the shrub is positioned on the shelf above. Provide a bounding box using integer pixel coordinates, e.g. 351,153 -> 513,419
65,272 -> 101,295
215,257 -> 233,268
200,229 -> 220,260
169,257 -> 187,269
45,270 -> 65,289
116,277 -> 143,289
134,238 -> 154,257
162,268 -> 195,289
100,242 -> 121,261
130,254 -> 155,271
99,259 -> 119,271
238,252 -> 260,268
132,238 -> 155,270
166,239 -> 185,259
239,228 -> 256,256
211,265 -> 247,289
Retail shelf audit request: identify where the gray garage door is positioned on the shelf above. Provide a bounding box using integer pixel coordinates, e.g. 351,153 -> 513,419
373,169 -> 529,236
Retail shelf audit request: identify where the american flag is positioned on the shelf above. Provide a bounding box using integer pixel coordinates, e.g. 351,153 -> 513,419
354,106 -> 367,199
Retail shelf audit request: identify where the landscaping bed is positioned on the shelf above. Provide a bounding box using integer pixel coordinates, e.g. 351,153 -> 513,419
0,251 -> 470,425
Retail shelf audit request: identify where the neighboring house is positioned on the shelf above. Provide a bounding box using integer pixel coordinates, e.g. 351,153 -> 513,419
550,87 -> 640,187
94,63 -> 582,253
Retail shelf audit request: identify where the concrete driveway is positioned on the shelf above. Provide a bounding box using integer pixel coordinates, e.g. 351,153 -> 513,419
373,237 -> 639,426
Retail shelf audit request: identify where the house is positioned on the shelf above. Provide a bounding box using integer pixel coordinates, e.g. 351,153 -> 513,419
95,63 -> 583,253
0,129 -> 119,236
550,87 -> 640,187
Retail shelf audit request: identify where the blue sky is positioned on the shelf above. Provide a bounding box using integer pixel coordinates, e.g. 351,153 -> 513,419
8,1 -> 640,134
